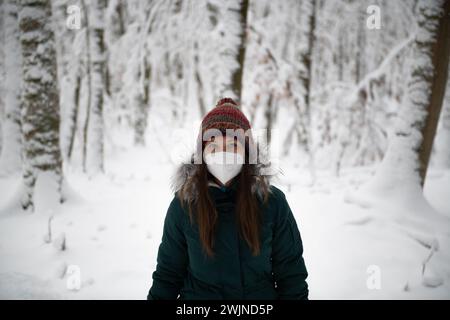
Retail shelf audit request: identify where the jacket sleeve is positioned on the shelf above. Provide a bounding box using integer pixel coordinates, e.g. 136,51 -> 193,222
147,195 -> 188,300
271,188 -> 309,300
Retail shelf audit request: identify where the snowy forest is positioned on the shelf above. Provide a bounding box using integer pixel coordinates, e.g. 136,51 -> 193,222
0,0 -> 449,299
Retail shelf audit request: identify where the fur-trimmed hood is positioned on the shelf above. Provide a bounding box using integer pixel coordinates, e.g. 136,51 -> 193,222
170,145 -> 282,203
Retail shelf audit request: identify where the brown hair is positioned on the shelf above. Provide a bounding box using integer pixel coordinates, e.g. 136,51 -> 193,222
179,134 -> 270,259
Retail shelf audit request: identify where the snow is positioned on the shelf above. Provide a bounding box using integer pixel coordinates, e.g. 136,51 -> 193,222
33,171 -> 62,216
0,144 -> 449,299
0,0 -> 449,301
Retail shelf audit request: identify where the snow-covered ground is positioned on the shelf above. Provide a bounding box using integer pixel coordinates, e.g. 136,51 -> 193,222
0,145 -> 449,299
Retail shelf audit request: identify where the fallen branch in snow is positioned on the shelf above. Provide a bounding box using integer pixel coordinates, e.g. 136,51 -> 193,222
421,243 -> 443,288
53,232 -> 66,252
422,245 -> 436,275
403,229 -> 443,288
43,215 -> 54,244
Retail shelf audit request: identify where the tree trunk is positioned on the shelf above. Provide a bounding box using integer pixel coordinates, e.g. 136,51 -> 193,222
134,57 -> 152,146
265,92 -> 274,145
298,0 -> 317,183
417,0 -> 450,186
18,0 -> 63,211
67,72 -> 81,160
230,0 -> 249,102
85,0 -> 106,174
0,0 -> 22,176
194,41 -> 206,117
432,66 -> 450,169
81,0 -> 91,173
355,2 -> 366,83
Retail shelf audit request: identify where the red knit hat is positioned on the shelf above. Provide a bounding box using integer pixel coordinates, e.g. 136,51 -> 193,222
194,98 -> 255,162
201,97 -> 251,133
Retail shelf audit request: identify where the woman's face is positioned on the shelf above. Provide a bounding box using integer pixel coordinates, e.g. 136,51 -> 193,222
203,135 -> 245,159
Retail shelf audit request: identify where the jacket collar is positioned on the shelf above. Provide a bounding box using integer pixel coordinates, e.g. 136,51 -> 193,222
208,177 -> 239,192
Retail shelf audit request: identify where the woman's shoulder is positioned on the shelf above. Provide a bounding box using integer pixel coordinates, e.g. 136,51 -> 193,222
263,185 -> 290,217
264,185 -> 299,229
265,184 -> 289,207
166,192 -> 190,226
267,184 -> 287,200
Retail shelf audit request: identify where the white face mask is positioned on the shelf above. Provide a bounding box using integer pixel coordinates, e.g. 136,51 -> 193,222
204,151 -> 244,186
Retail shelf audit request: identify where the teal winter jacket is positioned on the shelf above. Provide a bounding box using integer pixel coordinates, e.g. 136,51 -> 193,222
147,172 -> 309,300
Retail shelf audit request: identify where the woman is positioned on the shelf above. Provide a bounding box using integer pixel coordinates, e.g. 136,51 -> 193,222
147,98 -> 308,300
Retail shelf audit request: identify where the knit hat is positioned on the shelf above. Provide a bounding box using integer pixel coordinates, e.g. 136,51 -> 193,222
194,97 -> 256,163
201,98 -> 251,133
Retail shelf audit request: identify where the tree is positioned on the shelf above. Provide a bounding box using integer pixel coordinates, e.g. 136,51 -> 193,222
296,0 -> 317,182
230,0 -> 249,102
52,0 -> 80,163
18,0 -> 63,211
132,0 -> 152,146
359,0 -> 449,206
432,65 -> 450,169
133,53 -> 152,146
83,0 -> 106,174
0,0 -> 22,176
416,0 -> 450,185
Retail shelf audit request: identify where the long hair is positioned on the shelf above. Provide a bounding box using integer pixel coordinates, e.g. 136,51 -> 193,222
179,133 -> 270,259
